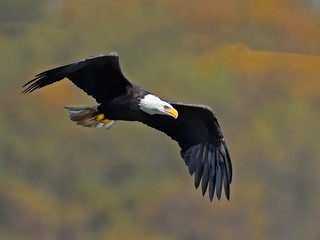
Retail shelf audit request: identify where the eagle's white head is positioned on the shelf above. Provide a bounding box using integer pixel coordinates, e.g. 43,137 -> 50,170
139,94 -> 178,119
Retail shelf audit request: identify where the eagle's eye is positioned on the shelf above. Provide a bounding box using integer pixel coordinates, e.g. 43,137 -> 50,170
164,105 -> 171,110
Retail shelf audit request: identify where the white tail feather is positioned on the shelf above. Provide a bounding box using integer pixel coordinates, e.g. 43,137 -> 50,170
64,105 -> 117,129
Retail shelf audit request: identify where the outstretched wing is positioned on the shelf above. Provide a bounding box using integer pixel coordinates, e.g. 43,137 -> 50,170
22,52 -> 132,103
142,101 -> 232,201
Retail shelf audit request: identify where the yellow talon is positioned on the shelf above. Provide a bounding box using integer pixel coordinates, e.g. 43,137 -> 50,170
96,113 -> 105,121
96,113 -> 111,123
100,119 -> 111,123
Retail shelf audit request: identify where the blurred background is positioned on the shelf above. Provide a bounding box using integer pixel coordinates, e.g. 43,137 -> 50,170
1,0 -> 320,239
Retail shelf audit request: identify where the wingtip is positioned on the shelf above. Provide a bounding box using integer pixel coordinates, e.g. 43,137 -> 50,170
201,181 -> 208,196
226,194 -> 230,201
201,185 -> 207,196
194,180 -> 200,189
107,52 -> 119,57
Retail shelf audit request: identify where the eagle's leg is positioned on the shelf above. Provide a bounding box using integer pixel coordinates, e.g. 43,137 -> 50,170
65,105 -> 117,129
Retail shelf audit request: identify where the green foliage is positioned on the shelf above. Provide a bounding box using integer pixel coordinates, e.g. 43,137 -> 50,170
1,0 -> 320,239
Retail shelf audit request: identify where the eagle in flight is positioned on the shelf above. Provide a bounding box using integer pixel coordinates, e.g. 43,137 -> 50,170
23,52 -> 232,201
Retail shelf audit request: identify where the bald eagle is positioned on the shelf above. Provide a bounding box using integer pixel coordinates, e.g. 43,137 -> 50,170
22,52 -> 232,201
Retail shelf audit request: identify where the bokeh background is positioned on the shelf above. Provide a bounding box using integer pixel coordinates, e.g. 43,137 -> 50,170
1,0 -> 320,239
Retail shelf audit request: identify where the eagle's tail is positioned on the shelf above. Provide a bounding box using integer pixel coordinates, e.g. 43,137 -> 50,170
64,105 -> 117,129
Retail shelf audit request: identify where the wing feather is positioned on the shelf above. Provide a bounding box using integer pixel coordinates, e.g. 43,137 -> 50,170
201,142 -> 210,196
223,162 -> 230,200
22,53 -> 132,103
209,173 -> 216,201
141,101 -> 232,201
194,142 -> 205,189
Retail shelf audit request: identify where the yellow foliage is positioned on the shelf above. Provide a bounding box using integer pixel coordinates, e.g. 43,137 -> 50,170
63,0 -> 140,30
197,43 -> 320,100
246,0 -> 317,36
158,0 -> 319,53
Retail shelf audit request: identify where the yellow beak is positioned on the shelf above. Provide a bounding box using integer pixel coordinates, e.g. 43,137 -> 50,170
166,108 -> 178,119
